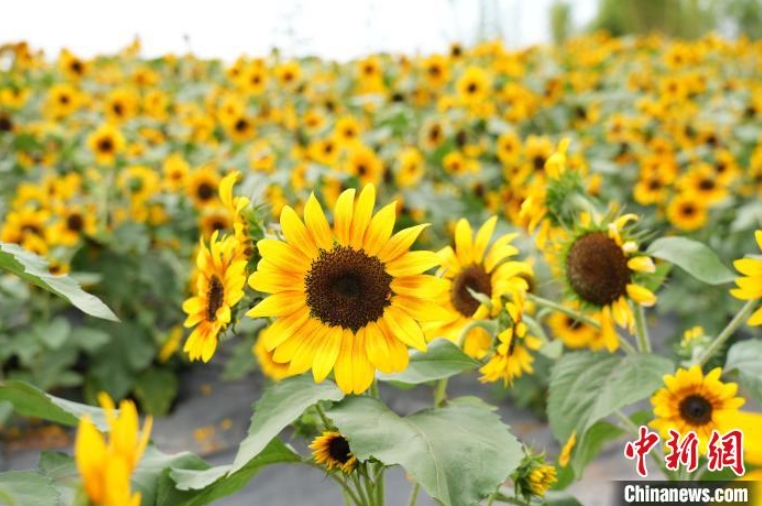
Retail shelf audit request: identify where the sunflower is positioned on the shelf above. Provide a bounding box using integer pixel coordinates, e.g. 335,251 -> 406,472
200,208 -> 232,239
422,54 -> 450,88
345,145 -> 382,185
75,393 -> 152,506
395,147 -> 425,188
456,66 -> 490,106
187,166 -> 221,209
547,306 -> 602,350
119,165 -> 160,203
162,153 -> 190,191
45,83 -> 80,119
87,124 -> 125,166
182,232 -> 247,362
666,193 -> 708,232
479,290 -> 543,385
310,431 -> 357,474
650,366 -> 745,449
247,184 -> 446,394
424,216 -> 530,357
730,230 -> 762,326
105,88 -> 140,122
253,327 -> 292,381
50,205 -> 96,246
561,213 -> 657,352
677,164 -> 728,204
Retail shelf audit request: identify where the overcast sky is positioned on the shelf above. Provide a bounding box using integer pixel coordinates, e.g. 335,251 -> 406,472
0,0 -> 598,61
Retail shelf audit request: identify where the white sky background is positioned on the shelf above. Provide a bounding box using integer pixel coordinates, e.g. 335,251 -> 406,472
0,0 -> 599,61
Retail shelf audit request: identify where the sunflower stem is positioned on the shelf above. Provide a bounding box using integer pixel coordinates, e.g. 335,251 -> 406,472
693,299 -> 756,367
315,403 -> 332,429
434,377 -> 449,407
352,472 -> 372,506
613,410 -> 670,479
375,465 -> 385,506
407,482 -> 420,506
632,303 -> 652,353
485,491 -> 499,506
525,294 -> 600,329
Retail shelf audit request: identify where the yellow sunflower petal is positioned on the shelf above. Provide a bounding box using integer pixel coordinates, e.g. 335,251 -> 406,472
734,258 -> 762,277
385,250 -> 440,277
304,193 -> 334,251
333,188 -> 356,246
454,218 -> 474,265
627,284 -> 657,307
281,206 -> 318,259
377,224 -> 429,263
349,184 -> 375,249
383,306 -> 427,352
312,326 -> 343,382
246,292 -> 305,318
362,201 -> 397,256
473,216 -> 497,264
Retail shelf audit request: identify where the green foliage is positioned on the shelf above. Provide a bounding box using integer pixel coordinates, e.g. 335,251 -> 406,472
647,237 -> 735,286
548,352 -> 673,443
230,376 -> 344,473
377,339 -> 480,386
0,242 -> 117,321
0,380 -> 109,430
0,471 -> 61,506
329,396 -> 522,506
725,339 -> 762,404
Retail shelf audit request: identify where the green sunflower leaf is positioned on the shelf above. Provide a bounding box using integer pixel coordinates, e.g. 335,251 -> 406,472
725,339 -> 762,404
328,396 -> 522,506
38,452 -> 79,506
157,439 -> 300,506
230,375 -> 344,474
646,237 -> 735,286
377,338 -> 481,385
0,380 -> 110,430
0,471 -> 61,506
547,352 -> 673,444
0,242 -> 119,321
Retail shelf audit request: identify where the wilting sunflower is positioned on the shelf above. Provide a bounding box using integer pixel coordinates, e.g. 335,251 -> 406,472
479,291 -> 542,385
730,229 -> 762,326
182,232 -> 247,362
247,184 -> 446,394
650,366 -> 745,448
310,431 -> 357,474
424,216 -> 530,358
561,213 -> 657,351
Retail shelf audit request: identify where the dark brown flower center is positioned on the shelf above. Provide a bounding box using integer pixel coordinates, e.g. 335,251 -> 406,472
699,179 -> 715,191
206,275 -> 224,321
682,203 -> 696,217
0,115 -> 12,132
67,213 -> 84,232
197,183 -> 214,201
234,118 -> 249,133
533,155 -> 546,171
305,246 -> 392,331
566,232 -> 630,307
97,138 -> 114,153
466,82 -> 477,94
451,264 -> 492,317
679,394 -> 713,426
329,435 -> 352,464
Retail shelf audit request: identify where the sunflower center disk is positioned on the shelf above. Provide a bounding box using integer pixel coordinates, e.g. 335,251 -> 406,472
452,264 -> 492,317
206,275 -> 225,322
305,246 -> 392,332
679,394 -> 713,426
566,232 -> 631,307
328,436 -> 352,464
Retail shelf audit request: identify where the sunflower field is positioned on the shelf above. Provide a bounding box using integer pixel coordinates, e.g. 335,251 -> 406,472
1,29 -> 762,506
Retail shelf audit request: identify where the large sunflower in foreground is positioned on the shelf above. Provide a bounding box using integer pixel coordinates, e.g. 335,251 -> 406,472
424,216 -> 531,359
650,366 -> 744,449
182,232 -> 247,362
247,184 -> 446,394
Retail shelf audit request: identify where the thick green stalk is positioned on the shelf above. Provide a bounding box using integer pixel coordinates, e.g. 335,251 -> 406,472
407,482 -> 420,506
632,303 -> 652,353
694,300 -> 756,367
